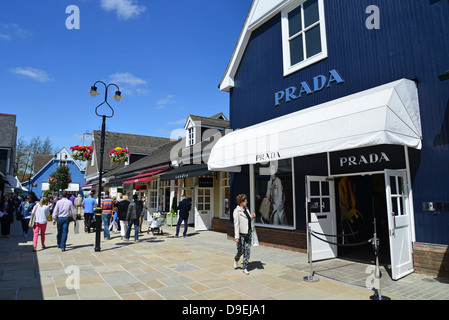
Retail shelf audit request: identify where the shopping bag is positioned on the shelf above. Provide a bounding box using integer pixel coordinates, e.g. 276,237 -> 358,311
28,213 -> 36,228
74,221 -> 79,234
251,226 -> 259,246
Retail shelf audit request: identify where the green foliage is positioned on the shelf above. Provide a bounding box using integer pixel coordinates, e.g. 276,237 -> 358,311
49,165 -> 72,192
170,196 -> 177,214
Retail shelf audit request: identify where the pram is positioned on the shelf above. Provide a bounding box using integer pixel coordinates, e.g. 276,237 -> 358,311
148,212 -> 166,235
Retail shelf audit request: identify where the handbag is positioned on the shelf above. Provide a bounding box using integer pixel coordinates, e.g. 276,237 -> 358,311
251,225 -> 259,246
74,221 -> 79,234
258,198 -> 273,221
28,213 -> 36,228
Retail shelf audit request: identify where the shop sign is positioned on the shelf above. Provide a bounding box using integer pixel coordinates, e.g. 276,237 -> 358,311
274,69 -> 344,107
199,177 -> 213,188
329,145 -> 406,175
255,151 -> 281,162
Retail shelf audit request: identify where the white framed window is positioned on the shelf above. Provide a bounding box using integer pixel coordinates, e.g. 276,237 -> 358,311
281,0 -> 327,76
188,127 -> 195,146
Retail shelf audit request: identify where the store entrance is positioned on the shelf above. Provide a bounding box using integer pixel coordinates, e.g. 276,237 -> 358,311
335,174 -> 391,265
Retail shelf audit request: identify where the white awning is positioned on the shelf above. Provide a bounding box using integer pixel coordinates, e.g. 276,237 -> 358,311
208,79 -> 422,170
5,175 -> 21,189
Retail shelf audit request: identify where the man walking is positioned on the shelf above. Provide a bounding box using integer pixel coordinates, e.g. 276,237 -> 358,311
101,191 -> 114,240
82,191 -> 97,233
52,191 -> 76,252
126,194 -> 143,242
175,194 -> 191,237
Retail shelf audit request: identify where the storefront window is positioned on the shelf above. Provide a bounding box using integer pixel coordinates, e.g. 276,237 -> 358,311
253,159 -> 295,228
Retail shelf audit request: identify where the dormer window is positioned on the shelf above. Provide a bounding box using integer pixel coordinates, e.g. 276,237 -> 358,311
188,127 -> 195,146
281,0 -> 327,76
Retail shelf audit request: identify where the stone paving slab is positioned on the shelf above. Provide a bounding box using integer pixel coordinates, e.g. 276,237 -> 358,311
0,218 -> 447,301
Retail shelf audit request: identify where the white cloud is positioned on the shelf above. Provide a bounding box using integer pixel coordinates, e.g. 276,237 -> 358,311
0,23 -> 29,41
9,67 -> 54,82
156,94 -> 176,109
100,0 -> 146,20
168,119 -> 187,125
109,72 -> 147,96
109,72 -> 146,86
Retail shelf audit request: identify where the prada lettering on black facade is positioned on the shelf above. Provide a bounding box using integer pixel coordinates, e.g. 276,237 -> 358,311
329,145 -> 406,175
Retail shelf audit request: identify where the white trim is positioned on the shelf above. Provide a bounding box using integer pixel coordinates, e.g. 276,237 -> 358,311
219,172 -> 230,219
249,164 -> 255,219
404,146 -> 416,243
281,0 -> 328,76
220,0 -> 328,91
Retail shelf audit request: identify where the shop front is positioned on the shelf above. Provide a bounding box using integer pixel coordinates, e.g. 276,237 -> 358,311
209,79 -> 421,280
212,0 -> 449,277
160,164 -> 215,231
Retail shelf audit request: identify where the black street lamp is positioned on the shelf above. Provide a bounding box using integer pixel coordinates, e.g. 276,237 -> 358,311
88,81 -> 123,252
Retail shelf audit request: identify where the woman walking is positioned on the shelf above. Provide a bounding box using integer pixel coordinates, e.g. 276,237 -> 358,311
32,197 -> 50,252
117,195 -> 130,240
18,195 -> 35,238
233,194 -> 255,275
0,195 -> 14,238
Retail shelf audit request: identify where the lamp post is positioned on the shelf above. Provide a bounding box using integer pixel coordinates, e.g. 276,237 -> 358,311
88,81 -> 123,252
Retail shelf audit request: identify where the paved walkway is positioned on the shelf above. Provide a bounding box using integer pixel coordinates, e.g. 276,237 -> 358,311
0,218 -> 448,300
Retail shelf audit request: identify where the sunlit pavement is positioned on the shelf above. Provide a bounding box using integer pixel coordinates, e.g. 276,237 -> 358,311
0,218 -> 447,300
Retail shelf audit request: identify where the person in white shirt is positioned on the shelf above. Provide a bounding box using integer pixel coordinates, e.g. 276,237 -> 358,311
32,197 -> 50,252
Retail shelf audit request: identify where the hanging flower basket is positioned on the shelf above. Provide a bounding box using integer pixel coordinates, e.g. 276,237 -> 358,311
70,145 -> 93,161
109,147 -> 130,163
48,177 -> 56,183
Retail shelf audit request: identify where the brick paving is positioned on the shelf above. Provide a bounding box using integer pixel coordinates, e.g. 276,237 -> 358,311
0,218 -> 447,300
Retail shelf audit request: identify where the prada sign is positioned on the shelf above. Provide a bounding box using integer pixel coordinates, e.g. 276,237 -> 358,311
329,145 -> 406,175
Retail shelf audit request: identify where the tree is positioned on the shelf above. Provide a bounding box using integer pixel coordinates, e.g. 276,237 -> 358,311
15,136 -> 58,180
49,165 -> 71,193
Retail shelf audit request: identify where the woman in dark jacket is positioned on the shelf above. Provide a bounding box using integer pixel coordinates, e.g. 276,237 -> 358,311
0,195 -> 15,238
117,195 -> 130,240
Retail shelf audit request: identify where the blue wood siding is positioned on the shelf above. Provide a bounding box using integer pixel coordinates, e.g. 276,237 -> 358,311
229,0 -> 449,244
29,160 -> 86,199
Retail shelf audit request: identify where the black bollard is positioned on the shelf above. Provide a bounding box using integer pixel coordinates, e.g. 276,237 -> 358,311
94,207 -> 102,252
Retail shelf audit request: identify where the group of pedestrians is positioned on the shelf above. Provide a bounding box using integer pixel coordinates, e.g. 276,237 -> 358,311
0,191 -> 77,252
0,193 -> 41,239
81,191 -> 147,243
2,189 -> 257,275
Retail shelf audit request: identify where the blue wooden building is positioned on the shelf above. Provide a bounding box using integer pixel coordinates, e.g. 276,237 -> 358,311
27,147 -> 86,199
209,0 -> 449,278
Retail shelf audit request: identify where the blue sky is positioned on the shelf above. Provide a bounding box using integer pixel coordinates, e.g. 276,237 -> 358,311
0,0 -> 252,151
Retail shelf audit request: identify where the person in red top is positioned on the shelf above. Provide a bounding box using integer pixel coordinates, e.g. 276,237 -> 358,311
101,191 -> 114,240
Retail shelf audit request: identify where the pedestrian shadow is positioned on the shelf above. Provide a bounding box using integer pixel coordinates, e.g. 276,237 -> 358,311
248,261 -> 265,272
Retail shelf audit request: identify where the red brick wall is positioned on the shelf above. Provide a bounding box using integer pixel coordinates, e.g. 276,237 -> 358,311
413,243 -> 449,278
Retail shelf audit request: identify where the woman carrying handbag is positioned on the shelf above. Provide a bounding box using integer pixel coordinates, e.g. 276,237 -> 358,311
233,194 -> 256,275
31,197 -> 50,252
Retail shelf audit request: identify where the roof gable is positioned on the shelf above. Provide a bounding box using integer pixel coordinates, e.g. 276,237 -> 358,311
220,0 -> 293,92
184,114 -> 230,130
